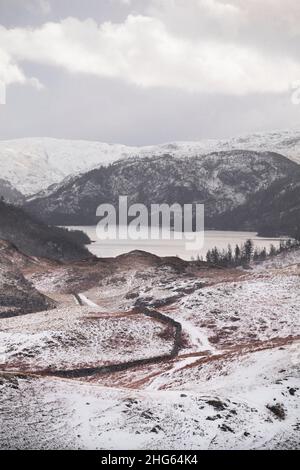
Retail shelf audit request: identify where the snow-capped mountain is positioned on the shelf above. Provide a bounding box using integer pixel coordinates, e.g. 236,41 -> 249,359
25,150 -> 300,236
0,129 -> 300,196
0,138 -> 137,196
195,129 -> 300,165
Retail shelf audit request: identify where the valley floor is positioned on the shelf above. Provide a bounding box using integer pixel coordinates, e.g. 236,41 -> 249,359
0,248 -> 299,450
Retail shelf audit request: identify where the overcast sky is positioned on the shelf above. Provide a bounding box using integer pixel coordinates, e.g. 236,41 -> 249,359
0,0 -> 300,145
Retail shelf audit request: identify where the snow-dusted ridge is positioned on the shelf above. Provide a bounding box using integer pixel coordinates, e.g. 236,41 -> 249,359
0,129 -> 300,195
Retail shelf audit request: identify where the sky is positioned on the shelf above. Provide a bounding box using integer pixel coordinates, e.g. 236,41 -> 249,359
0,0 -> 300,145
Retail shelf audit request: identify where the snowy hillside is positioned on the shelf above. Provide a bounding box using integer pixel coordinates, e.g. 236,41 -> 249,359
198,129 -> 300,165
0,200 -> 91,262
0,179 -> 24,204
25,150 -> 300,230
0,129 -> 300,195
0,138 -> 137,196
0,246 -> 299,449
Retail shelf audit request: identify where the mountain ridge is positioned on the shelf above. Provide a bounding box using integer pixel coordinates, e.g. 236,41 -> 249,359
1,129 -> 300,195
25,150 -> 300,237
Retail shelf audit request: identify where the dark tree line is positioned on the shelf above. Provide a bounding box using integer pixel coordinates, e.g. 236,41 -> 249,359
202,238 -> 300,268
0,199 -> 92,262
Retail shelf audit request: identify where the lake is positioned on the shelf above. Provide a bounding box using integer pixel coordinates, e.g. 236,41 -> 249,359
67,226 -> 282,261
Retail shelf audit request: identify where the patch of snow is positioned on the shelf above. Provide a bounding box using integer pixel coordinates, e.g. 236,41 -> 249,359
78,294 -> 99,308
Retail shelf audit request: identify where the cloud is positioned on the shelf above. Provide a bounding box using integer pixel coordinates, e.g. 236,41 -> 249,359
0,1 -> 300,95
0,46 -> 43,91
147,0 -> 242,39
0,49 -> 26,85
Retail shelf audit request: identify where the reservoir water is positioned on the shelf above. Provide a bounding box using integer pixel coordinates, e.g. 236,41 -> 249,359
67,226 -> 282,261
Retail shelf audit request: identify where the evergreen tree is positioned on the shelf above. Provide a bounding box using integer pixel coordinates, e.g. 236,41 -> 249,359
269,244 -> 277,257
206,250 -> 212,264
260,247 -> 267,260
227,244 -> 233,265
253,248 -> 260,261
243,239 -> 254,264
234,244 -> 241,265
211,247 -> 220,265
205,236 -> 299,269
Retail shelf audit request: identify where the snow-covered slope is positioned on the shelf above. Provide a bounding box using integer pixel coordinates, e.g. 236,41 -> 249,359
0,138 -> 137,196
0,179 -> 24,204
198,129 -> 300,165
140,129 -> 300,165
1,354 -> 299,450
0,306 -> 174,371
1,247 -> 299,450
0,129 -> 300,195
25,150 -> 300,228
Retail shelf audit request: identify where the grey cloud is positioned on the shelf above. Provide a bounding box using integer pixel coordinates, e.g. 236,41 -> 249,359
0,0 -> 299,143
